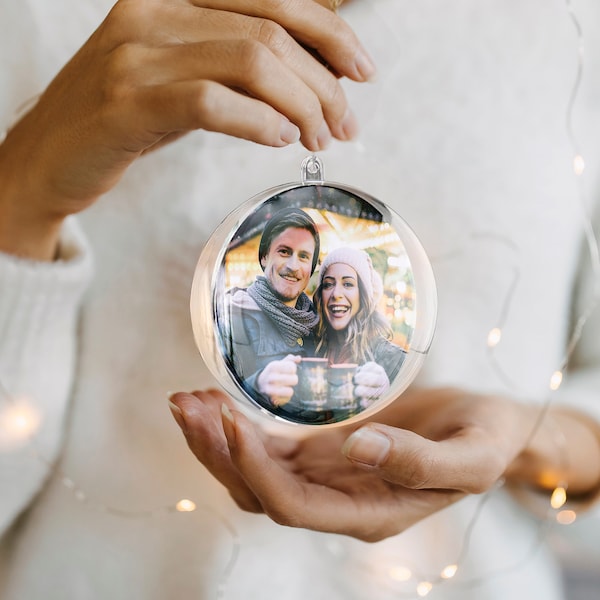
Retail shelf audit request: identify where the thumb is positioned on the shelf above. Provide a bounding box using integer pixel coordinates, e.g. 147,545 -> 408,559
341,423 -> 504,494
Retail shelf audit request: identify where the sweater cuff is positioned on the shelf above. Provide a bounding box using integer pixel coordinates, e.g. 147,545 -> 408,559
0,217 -> 93,535
0,216 -> 93,391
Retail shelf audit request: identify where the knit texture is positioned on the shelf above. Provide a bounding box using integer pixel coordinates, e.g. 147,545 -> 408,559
247,276 -> 319,346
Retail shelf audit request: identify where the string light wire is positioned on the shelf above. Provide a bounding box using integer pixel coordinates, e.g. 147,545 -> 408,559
0,380 -> 241,597
356,0 -> 599,596
432,1 -> 599,595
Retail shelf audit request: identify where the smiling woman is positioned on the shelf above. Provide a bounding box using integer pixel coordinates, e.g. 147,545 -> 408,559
312,246 -> 406,407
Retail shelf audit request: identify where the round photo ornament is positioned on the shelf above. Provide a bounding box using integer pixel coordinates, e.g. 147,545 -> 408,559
191,156 -> 437,427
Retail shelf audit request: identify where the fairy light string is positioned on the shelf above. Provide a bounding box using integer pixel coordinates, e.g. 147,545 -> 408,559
406,1 -> 599,595
0,388 -> 241,599
0,1 -> 599,598
350,0 -> 598,596
399,1 -> 598,595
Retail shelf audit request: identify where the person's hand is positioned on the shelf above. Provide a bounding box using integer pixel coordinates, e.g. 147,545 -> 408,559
354,361 -> 390,406
168,387 -> 544,542
256,355 -> 301,407
0,0 -> 375,259
169,386 -> 600,540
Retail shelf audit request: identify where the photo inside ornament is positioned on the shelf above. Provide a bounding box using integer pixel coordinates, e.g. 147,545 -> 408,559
191,157 -> 437,427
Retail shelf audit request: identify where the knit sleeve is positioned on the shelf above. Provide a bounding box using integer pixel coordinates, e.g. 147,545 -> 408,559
0,216 -> 93,537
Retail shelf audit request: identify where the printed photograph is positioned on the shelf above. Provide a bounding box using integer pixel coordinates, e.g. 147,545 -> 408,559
215,185 -> 416,425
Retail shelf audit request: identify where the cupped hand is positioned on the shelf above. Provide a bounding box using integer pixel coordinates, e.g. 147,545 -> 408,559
168,387 -> 537,542
0,0 -> 373,258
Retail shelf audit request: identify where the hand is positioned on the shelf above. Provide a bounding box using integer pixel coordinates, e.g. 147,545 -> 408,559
354,361 -> 390,406
0,0 -> 374,258
168,388 -> 523,541
169,387 -> 600,541
256,354 -> 301,406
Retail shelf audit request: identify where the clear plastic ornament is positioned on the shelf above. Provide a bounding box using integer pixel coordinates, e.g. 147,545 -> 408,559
191,156 -> 436,427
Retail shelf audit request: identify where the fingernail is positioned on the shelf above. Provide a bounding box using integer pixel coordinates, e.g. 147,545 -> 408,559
221,403 -> 234,424
342,428 -> 391,466
316,121 -> 332,150
279,118 -> 301,145
168,395 -> 186,432
340,108 -> 359,140
221,404 -> 237,447
354,49 -> 377,82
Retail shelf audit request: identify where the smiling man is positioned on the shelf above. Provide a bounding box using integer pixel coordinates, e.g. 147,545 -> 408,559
225,208 -> 321,413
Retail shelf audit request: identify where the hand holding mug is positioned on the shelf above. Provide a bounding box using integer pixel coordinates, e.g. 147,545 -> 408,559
256,354 -> 301,407
354,361 -> 390,405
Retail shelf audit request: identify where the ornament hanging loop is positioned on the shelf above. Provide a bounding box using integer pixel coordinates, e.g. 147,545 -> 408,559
301,155 -> 325,184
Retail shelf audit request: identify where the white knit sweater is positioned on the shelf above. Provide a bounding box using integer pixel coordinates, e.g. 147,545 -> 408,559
1,1 -> 599,598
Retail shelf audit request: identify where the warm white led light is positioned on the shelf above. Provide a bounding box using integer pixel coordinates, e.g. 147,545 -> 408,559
550,487 -> 567,509
556,510 -> 577,525
388,566 -> 412,582
0,399 -> 41,449
416,582 -> 433,597
487,328 -> 502,347
176,499 -> 197,512
441,564 -> 458,579
549,370 -> 563,391
573,154 -> 585,175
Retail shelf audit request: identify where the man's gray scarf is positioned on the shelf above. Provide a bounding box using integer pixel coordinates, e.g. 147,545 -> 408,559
247,276 -> 319,346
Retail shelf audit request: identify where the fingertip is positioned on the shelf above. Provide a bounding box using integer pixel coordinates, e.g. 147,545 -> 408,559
221,403 -> 237,447
316,121 -> 332,150
353,48 -> 378,82
279,117 -> 301,145
168,397 -> 186,432
204,387 -> 229,400
300,135 -> 321,153
220,401 -> 232,418
168,390 -> 189,404
168,391 -> 201,433
341,427 -> 391,467
170,391 -> 221,435
300,121 -> 331,152
329,107 -> 359,142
